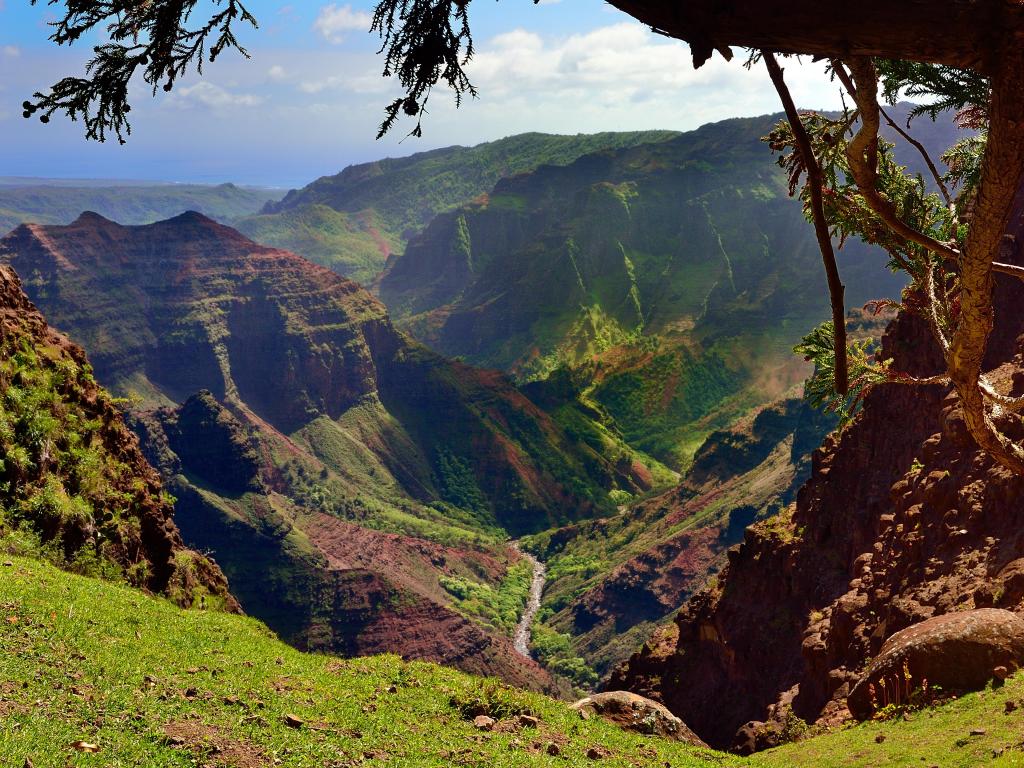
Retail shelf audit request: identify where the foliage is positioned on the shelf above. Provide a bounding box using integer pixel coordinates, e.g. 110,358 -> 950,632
25,1 -> 257,143
372,0 -> 475,138
875,60 -> 989,125
764,94 -> 964,423
529,623 -> 599,690
794,322 -> 888,425
440,557 -> 533,635
434,448 -> 488,516
942,134 -> 987,194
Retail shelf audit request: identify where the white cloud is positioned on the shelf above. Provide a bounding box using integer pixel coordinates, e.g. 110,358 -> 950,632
313,4 -> 372,44
268,65 -> 287,81
298,69 -> 391,95
450,23 -> 842,129
2,46 -> 20,58
164,81 -> 264,110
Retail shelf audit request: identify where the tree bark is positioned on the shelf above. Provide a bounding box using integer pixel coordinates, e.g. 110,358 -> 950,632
945,40 -> 1024,473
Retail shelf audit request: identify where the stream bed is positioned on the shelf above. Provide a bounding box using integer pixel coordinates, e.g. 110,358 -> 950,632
512,545 -> 546,658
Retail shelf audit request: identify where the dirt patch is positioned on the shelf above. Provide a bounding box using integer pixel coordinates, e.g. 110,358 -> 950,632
163,720 -> 267,767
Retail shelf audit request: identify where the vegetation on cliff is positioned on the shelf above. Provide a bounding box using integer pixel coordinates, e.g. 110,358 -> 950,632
0,265 -> 234,610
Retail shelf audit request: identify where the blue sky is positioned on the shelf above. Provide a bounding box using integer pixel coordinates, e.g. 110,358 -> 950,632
0,1 -> 845,187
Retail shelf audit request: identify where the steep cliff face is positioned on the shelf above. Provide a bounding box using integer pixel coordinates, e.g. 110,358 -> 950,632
0,264 -> 235,609
610,274 -> 1024,748
0,212 -> 624,689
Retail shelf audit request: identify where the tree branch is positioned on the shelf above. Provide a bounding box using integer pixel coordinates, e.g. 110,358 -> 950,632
840,58 -> 961,263
878,106 -> 954,209
992,261 -> 1024,280
763,51 -> 848,396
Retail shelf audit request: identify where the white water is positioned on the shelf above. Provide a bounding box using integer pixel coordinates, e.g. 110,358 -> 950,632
512,544 -> 546,658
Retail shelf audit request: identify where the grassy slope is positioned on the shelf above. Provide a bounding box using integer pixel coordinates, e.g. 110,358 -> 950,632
2,555 -> 1020,767
0,183 -> 277,233
0,556 -> 731,768
751,683 -> 1024,768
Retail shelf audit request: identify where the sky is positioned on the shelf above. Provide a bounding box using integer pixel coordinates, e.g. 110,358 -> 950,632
0,1 -> 848,188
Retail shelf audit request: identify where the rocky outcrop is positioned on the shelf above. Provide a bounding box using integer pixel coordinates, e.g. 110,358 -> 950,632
847,609 -> 1024,719
0,264 -> 235,609
610,272 -> 1024,748
571,691 -> 707,745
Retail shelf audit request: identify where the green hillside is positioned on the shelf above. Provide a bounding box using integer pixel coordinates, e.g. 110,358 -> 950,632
235,131 -> 678,284
2,554 -> 1019,767
0,182 -> 277,234
0,212 -> 639,688
0,555 -> 730,768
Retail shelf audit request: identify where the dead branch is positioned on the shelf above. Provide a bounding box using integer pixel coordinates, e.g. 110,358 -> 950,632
763,51 -> 849,396
878,106 -> 954,209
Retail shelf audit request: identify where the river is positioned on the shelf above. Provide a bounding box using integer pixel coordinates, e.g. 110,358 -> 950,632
512,544 -> 546,658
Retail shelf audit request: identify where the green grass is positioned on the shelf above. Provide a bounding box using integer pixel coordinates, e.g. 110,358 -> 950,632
0,556 -> 735,767
751,679 -> 1024,767
3,555 -> 1022,766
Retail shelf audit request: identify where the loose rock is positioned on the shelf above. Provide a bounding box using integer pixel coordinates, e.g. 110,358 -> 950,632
571,691 -> 706,746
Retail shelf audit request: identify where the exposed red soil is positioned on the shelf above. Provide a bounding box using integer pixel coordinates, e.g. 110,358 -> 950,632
304,512 -> 506,597
163,720 -> 267,767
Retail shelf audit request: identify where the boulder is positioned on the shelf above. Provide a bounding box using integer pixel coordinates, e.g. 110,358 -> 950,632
848,608 -> 1024,719
731,720 -> 784,755
570,691 -> 707,746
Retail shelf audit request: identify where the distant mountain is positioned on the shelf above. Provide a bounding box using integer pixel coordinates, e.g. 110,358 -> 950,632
0,182 -> 277,234
379,107 -> 956,469
235,131 -> 679,284
0,212 -> 651,689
